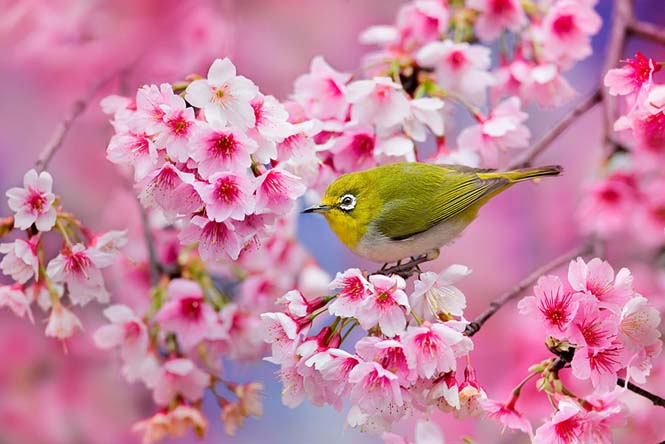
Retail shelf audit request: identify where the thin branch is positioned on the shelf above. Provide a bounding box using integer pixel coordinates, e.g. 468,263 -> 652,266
600,0 -> 633,142
628,20 -> 665,45
617,377 -> 665,408
34,71 -> 120,173
137,199 -> 161,287
508,89 -> 602,170
549,356 -> 665,408
464,241 -> 593,336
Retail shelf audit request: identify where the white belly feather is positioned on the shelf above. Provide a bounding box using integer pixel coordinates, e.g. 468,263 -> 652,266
355,215 -> 472,263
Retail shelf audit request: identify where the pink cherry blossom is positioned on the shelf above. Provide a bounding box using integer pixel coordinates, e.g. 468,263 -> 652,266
139,164 -> 203,219
348,361 -> 403,412
468,0 -> 526,42
106,128 -> 158,181
518,275 -> 580,337
135,83 -> 183,133
154,100 -> 196,162
403,98 -> 445,142
427,372 -> 460,411
250,94 -> 293,162
254,168 -> 306,215
480,396 -> 532,435
185,57 -> 259,129
346,77 -> 410,129
356,337 -> 413,384
503,61 -> 576,108
153,358 -> 210,406
261,311 -> 300,364
197,172 -> 255,222
93,304 -> 149,364
567,296 -> 618,350
278,289 -> 327,318
382,420 -> 446,444
618,296 -> 661,352
393,1 -> 450,50
632,179 -> 665,245
457,96 -> 530,166
416,40 -> 493,105
401,322 -> 473,378
6,169 -> 57,231
568,257 -> 634,310
628,341 -> 662,384
410,264 -> 470,322
533,399 -> 586,444
293,56 -> 351,121
133,405 -> 207,444
45,304 -> 82,339
604,51 -> 659,97
577,172 -> 640,237
46,244 -> 113,306
582,392 -> 625,444
306,348 -> 360,397
327,268 -> 372,318
356,274 -> 409,337
571,339 -> 629,391
155,279 -> 225,349
0,237 -> 39,284
537,0 -> 602,68
0,284 -> 33,321
189,124 -> 258,178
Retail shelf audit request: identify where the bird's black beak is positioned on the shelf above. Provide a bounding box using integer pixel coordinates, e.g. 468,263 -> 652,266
302,204 -> 332,214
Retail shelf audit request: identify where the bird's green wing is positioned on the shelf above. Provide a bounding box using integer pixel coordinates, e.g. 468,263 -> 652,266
373,163 -> 508,240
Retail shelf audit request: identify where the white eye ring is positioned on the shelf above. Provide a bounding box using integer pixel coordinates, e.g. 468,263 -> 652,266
339,194 -> 356,211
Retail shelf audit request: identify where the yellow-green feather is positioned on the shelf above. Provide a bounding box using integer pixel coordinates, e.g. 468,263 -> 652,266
320,162 -> 561,248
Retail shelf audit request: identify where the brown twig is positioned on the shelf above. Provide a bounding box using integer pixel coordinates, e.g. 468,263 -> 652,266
508,89 -> 603,170
628,20 -> 665,45
34,72 -> 120,173
136,199 -> 161,287
617,377 -> 665,408
464,241 -> 593,336
600,0 -> 633,142
549,355 -> 665,408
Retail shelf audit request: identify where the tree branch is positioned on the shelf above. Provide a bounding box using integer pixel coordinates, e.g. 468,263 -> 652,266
136,199 -> 161,287
464,241 -> 593,336
508,89 -> 602,170
34,72 -> 120,173
617,377 -> 665,408
600,0 -> 633,142
628,20 -> 665,45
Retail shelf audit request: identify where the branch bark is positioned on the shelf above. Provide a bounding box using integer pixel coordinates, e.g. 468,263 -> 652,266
464,241 -> 593,336
508,89 -> 602,170
628,20 -> 665,45
34,72 -> 119,173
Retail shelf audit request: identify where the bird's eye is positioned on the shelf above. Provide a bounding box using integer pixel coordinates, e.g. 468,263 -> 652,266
339,194 -> 356,211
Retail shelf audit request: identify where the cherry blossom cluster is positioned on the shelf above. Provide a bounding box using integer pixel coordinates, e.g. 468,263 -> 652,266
578,51 -> 665,246
472,256 -> 664,442
0,169 -> 123,340
263,265 -> 486,434
287,0 -> 601,169
99,58 -> 334,442
103,57 -> 308,261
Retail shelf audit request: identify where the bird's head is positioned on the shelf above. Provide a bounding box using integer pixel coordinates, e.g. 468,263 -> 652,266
302,171 -> 381,249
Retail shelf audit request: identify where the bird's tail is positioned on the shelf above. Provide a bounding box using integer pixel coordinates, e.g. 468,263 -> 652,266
497,165 -> 563,183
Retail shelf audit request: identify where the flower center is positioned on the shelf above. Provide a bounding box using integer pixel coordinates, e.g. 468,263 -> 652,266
552,14 -> 574,36
28,189 -> 47,211
211,133 -> 237,157
448,50 -> 466,69
180,296 -> 203,321
491,0 -> 513,14
167,114 -> 191,136
215,177 -> 240,202
350,133 -> 375,160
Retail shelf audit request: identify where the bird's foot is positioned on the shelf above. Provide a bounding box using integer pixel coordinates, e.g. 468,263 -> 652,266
376,249 -> 439,278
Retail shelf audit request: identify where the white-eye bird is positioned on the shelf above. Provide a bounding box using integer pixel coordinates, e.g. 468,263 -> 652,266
303,162 -> 561,264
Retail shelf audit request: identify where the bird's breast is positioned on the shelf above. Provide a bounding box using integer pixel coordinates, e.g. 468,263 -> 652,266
356,214 -> 475,263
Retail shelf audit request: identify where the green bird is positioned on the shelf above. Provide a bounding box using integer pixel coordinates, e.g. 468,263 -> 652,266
303,162 -> 561,264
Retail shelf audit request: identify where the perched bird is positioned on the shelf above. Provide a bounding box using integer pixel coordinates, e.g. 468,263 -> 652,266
304,162 -> 561,265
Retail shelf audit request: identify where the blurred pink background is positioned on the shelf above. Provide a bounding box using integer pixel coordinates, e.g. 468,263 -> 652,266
1,1 -> 664,443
